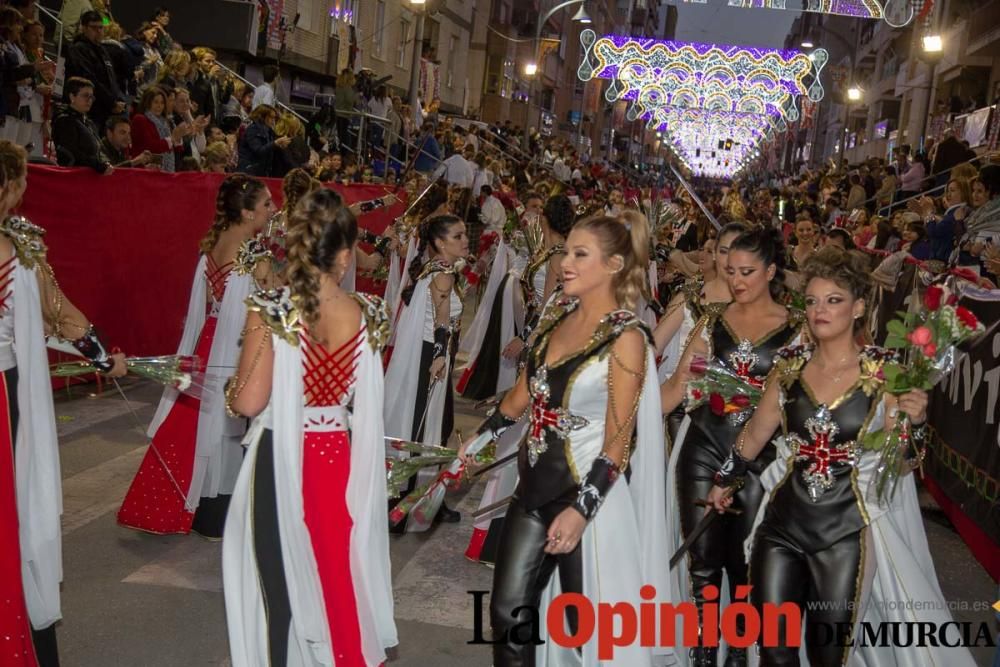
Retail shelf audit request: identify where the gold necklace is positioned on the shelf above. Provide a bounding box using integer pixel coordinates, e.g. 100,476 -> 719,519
815,351 -> 857,384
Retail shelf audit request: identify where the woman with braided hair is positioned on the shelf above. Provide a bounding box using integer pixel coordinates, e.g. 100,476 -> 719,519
118,174 -> 274,538
384,213 -> 469,531
660,226 -> 804,667
223,189 -> 396,667
458,212 -> 672,666
0,141 -> 126,666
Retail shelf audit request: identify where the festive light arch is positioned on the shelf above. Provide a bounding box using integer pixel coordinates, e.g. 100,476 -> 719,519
681,0 -> 917,27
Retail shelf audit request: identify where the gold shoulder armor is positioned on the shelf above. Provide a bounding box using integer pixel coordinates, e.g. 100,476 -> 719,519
0,216 -> 47,269
246,287 -> 301,346
352,293 -> 390,351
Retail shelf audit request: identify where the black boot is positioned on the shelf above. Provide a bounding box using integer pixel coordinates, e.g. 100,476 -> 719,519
723,646 -> 747,667
435,502 -> 461,523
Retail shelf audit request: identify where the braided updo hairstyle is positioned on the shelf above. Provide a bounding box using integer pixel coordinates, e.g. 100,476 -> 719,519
727,226 -> 788,300
281,167 -> 319,214
573,211 -> 651,312
400,214 -> 462,306
801,245 -> 873,332
0,140 -> 26,196
285,189 -> 358,327
200,174 -> 268,253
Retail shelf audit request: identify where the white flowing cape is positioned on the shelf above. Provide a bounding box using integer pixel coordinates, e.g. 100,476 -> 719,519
223,325 -> 397,666
146,255 -> 252,506
13,261 -> 62,629
384,270 -> 448,448
458,238 -> 510,361
537,349 -> 676,666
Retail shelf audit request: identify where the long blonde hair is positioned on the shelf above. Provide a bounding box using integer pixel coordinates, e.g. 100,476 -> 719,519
574,212 -> 651,311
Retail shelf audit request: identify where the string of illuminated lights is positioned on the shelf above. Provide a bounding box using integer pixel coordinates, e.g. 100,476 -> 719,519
578,30 -> 828,179
679,0 -> 917,28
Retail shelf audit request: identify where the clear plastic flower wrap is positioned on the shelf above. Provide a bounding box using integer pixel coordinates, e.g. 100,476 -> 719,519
50,354 -> 211,398
684,354 -> 764,425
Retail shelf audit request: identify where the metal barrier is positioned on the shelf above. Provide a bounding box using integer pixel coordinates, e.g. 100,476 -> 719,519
36,4 -> 64,65
215,61 -> 308,124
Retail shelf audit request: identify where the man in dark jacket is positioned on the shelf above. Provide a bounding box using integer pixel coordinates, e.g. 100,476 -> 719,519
65,11 -> 127,129
236,104 -> 290,176
52,76 -> 113,174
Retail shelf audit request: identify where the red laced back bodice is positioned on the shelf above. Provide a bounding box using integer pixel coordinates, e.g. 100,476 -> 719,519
0,256 -> 15,312
301,327 -> 364,407
205,255 -> 234,305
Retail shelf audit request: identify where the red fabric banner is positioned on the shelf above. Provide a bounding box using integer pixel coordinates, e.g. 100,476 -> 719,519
17,165 -> 403,357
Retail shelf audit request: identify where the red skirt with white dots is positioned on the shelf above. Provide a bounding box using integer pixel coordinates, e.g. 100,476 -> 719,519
302,429 -> 366,665
116,317 -> 218,535
0,369 -> 39,666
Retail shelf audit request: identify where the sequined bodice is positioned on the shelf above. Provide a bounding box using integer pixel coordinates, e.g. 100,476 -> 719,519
764,347 -> 890,550
710,316 -> 798,388
517,302 -> 643,510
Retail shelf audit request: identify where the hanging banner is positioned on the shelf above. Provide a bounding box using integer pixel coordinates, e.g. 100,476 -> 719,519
925,288 -> 1000,580
961,106 -> 992,148
263,0 -> 285,51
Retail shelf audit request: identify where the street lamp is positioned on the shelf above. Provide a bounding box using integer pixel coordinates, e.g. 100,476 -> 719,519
800,38 -> 815,49
523,0 -> 590,151
921,34 -> 943,55
919,33 -> 944,150
847,86 -> 863,102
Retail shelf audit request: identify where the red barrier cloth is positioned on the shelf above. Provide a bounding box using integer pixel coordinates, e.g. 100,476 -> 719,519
18,165 -> 402,356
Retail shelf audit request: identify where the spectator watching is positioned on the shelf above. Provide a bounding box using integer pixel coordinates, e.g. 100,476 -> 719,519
52,76 -> 112,174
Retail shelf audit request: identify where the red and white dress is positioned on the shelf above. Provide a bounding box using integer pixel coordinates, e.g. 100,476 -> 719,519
224,289 -> 397,667
0,218 -> 68,666
118,253 -> 255,535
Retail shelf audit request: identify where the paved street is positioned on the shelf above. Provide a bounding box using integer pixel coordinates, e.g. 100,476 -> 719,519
50,378 -> 996,666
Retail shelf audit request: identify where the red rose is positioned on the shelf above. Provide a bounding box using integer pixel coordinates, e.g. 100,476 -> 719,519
389,508 -> 405,525
922,343 -> 937,358
923,286 -> 943,311
730,394 -> 751,408
946,294 -> 958,306
907,326 -> 933,346
691,389 -> 703,401
709,393 -> 726,416
955,306 -> 979,329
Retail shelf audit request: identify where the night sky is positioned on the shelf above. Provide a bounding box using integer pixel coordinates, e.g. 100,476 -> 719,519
673,2 -> 799,49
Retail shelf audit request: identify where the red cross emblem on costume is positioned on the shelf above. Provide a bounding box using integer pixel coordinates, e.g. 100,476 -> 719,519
791,404 -> 857,502
525,366 -> 589,467
728,339 -> 765,389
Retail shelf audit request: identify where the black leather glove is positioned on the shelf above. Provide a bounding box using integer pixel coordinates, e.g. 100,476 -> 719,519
572,453 -> 621,521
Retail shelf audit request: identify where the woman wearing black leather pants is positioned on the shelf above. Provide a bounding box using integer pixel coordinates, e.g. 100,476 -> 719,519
459,213 -> 672,666
708,247 -> 976,667
661,227 -> 803,667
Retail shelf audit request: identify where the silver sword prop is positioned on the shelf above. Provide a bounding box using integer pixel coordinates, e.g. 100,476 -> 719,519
110,378 -> 196,512
668,163 -> 721,232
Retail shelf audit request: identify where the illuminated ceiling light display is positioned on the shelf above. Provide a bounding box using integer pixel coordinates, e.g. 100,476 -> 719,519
577,31 -> 828,179
680,0 -> 916,28
578,30 -> 827,124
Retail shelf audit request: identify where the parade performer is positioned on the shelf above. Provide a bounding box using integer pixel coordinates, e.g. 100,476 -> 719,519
499,193 -> 572,363
223,190 -> 397,667
457,202 -> 529,400
654,223 -> 747,448
654,223 -> 747,382
660,227 -> 803,667
0,141 -> 126,666
118,174 -> 274,538
459,213 -> 671,666
385,214 -> 469,530
708,247 -> 977,667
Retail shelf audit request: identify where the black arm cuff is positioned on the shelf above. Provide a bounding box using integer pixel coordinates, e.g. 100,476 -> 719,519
572,453 -> 621,521
713,446 -> 749,490
432,325 -> 451,360
476,407 -> 518,440
358,228 -> 378,245
359,197 -> 387,214
654,243 -> 674,263
372,235 -> 391,257
72,325 -> 115,373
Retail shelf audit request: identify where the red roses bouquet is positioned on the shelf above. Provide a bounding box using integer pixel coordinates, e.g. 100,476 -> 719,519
865,284 -> 985,502
684,355 -> 764,423
51,355 -> 208,397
